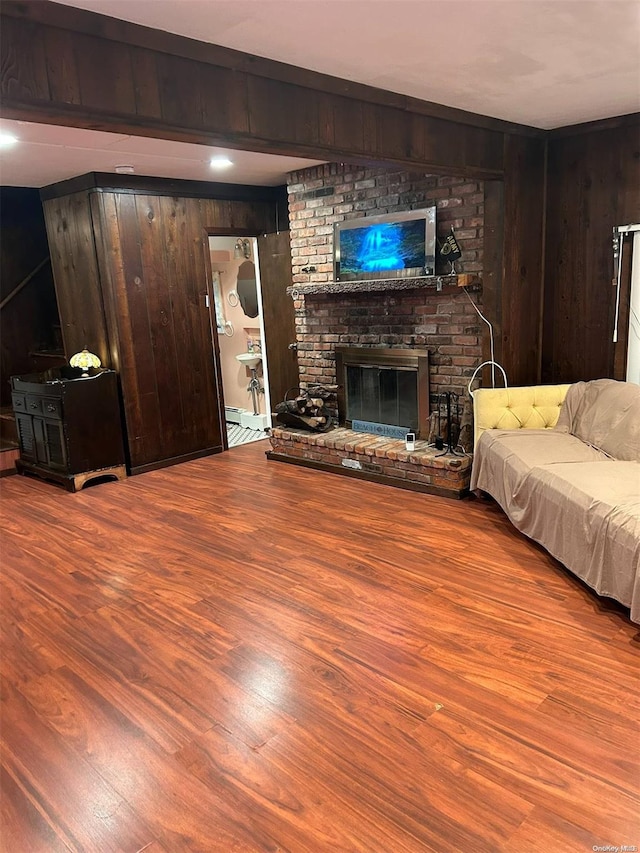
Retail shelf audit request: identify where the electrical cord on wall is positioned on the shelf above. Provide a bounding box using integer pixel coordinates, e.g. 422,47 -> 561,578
467,360 -> 508,396
462,285 -> 509,393
463,286 -> 496,387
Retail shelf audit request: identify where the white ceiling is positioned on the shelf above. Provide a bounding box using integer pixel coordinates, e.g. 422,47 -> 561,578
53,0 -> 640,129
0,119 -> 324,188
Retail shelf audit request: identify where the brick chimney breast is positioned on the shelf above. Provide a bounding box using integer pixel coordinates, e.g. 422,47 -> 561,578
286,163 -> 485,405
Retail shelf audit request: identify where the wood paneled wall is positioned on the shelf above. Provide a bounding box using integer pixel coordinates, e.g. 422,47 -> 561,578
0,0 -> 548,389
542,120 -> 640,382
481,136 -> 547,387
500,134 -> 547,385
42,191 -> 109,366
7,0 -> 606,392
0,187 -> 62,406
42,178 -> 277,472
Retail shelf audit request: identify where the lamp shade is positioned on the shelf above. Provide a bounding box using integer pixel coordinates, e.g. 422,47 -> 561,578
69,349 -> 101,371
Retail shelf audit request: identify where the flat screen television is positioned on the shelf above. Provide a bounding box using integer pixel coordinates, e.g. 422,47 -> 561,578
333,207 -> 436,282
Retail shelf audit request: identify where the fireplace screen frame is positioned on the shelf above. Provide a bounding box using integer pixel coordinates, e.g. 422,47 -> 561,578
335,347 -> 430,438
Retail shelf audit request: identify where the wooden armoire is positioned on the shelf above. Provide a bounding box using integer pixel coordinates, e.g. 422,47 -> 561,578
41,173 -> 283,474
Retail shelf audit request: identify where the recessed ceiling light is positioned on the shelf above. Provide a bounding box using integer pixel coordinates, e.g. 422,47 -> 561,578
0,133 -> 19,147
210,156 -> 233,169
114,164 -> 135,174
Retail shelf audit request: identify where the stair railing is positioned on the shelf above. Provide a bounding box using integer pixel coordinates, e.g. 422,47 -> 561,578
0,257 -> 51,311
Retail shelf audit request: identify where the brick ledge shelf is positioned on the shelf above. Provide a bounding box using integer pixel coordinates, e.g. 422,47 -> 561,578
287,275 -> 481,297
267,426 -> 472,499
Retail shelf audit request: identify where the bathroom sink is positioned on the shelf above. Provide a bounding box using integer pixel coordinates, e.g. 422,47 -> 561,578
236,352 -> 262,369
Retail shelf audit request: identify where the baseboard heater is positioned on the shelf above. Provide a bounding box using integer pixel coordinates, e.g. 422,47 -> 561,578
225,406 -> 246,424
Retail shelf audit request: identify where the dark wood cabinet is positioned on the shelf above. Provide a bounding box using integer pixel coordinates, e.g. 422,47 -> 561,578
11,367 -> 127,491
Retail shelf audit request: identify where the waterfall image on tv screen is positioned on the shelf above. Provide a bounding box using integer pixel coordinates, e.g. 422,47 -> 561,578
339,220 -> 425,276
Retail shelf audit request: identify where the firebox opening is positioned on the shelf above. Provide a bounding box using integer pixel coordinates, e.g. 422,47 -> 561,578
335,347 -> 430,438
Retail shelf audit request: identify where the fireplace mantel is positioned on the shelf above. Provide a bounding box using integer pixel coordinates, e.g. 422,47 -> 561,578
287,274 -> 481,298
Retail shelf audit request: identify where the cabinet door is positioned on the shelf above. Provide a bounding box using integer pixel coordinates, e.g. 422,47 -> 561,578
31,418 -> 48,465
15,414 -> 36,462
42,419 -> 67,470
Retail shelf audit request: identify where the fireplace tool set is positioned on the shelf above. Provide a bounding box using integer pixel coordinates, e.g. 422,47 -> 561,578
428,391 -> 465,456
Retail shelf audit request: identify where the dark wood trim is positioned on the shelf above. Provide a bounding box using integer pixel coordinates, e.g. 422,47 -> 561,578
201,230 -> 229,452
205,228 -> 262,238
275,186 -> 289,234
548,112 -> 640,139
266,451 -> 468,499
613,233 -> 634,380
0,102 -> 506,184
131,445 -> 223,476
40,172 -> 284,203
2,0 -> 542,138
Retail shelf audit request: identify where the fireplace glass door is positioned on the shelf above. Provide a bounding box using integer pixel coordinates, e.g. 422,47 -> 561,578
346,365 -> 417,429
335,346 -> 430,437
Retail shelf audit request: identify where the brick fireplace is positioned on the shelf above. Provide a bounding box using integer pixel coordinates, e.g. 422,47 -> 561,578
267,163 -> 485,498
287,163 -> 484,403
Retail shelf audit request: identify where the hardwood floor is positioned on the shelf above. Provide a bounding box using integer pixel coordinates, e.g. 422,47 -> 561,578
1,441 -> 638,852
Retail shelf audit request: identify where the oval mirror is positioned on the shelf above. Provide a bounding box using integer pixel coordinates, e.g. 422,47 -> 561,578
237,261 -> 259,318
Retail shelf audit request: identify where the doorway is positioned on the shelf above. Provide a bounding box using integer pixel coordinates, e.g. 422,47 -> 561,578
207,235 -> 272,449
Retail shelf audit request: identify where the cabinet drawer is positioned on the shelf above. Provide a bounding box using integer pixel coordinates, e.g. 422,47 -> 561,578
42,397 -> 63,419
11,393 -> 26,412
25,395 -> 43,414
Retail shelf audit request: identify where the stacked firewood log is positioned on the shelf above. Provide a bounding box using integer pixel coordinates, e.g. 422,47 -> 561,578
274,385 -> 334,432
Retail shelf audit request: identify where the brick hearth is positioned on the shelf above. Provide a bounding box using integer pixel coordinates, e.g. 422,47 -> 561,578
268,426 -> 472,499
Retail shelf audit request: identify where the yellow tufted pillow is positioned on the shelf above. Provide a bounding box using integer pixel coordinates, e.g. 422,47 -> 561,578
472,384 -> 572,448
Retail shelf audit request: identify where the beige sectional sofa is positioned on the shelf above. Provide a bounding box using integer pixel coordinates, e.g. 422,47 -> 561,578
471,379 -> 640,623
